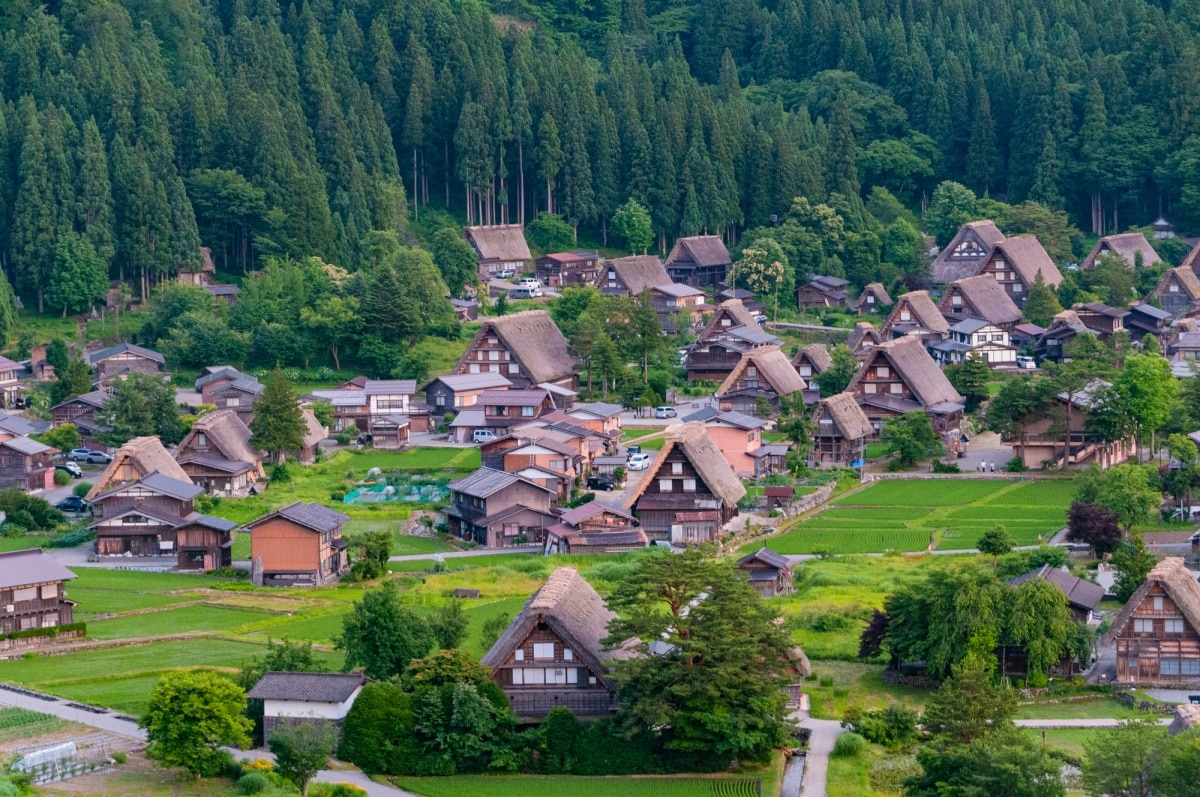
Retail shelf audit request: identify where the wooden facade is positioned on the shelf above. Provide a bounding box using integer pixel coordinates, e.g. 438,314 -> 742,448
737,548 -> 794,597
1105,559 -> 1200,685
248,503 -> 349,586
0,550 -> 77,638
175,518 -> 237,571
633,444 -> 725,542
445,469 -> 558,547
535,252 -> 600,287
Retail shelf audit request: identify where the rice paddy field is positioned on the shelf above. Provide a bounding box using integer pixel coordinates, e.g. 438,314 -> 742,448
760,478 -> 1075,555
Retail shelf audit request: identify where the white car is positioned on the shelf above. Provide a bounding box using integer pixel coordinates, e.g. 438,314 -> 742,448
627,453 -> 651,471
654,406 -> 677,419
517,277 -> 541,289
1016,356 -> 1037,370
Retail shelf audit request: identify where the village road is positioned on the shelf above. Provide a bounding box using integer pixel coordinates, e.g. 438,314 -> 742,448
798,718 -> 843,797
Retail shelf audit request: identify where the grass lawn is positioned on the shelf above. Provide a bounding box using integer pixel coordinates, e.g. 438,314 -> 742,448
1025,728 -> 1099,757
1013,698 -> 1144,720
388,553 -> 538,572
395,774 -> 767,797
804,661 -> 931,719
826,746 -> 889,797
762,479 -> 1073,555
85,604 -> 279,640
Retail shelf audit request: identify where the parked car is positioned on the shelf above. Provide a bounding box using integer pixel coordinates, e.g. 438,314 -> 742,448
654,406 -> 677,419
472,429 -> 498,443
1016,356 -> 1037,370
85,451 -> 112,465
626,445 -> 641,455
494,269 -> 515,279
55,496 -> 91,514
509,285 -> 542,299
517,277 -> 542,289
55,462 -> 83,479
587,476 -> 616,491
67,448 -> 93,462
753,313 -> 769,324
627,453 -> 651,471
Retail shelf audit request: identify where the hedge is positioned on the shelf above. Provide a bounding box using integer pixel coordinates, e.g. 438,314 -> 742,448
5,622 -> 86,641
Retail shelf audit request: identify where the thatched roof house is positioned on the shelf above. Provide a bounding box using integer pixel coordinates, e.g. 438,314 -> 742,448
716,346 -> 807,415
1103,557 -> 1200,684
977,236 -> 1063,307
86,436 -> 192,501
811,392 -> 873,467
793,343 -> 833,379
931,220 -> 1006,283
882,290 -> 950,341
665,235 -> 732,287
453,310 -> 576,389
465,224 -> 532,278
174,410 -> 265,497
939,274 -> 1023,328
597,255 -> 672,295
850,283 -> 893,314
847,336 -> 964,437
1154,267 -> 1200,317
847,322 -> 882,355
1082,232 -> 1162,270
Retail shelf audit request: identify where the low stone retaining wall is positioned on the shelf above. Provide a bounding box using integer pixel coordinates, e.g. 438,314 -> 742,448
724,483 -> 835,550
0,629 -> 84,653
1116,690 -> 1183,714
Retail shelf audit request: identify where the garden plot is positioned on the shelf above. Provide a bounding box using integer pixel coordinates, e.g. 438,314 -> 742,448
763,479 -> 1072,555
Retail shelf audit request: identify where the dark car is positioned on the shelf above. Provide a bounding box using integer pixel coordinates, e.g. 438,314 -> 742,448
55,462 -> 83,479
587,476 -> 616,491
55,496 -> 92,514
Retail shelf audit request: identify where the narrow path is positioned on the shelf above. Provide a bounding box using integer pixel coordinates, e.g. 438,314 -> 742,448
390,545 -> 541,562
797,718 -> 843,797
1014,718 -> 1172,728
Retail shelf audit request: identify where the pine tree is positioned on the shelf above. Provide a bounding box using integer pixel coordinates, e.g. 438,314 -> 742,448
1022,270 -> 1062,327
402,34 -> 432,220
1029,132 -> 1064,210
535,113 -> 564,215
825,93 -> 859,199
77,118 -> 115,268
362,264 -> 407,344
12,99 -> 57,313
965,80 -> 1000,195
250,366 -> 307,464
46,233 -> 108,317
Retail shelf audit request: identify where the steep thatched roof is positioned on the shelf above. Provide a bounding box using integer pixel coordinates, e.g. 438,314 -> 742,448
1182,241 -> 1200,273
716,346 -> 807,397
815,392 -> 874,440
86,436 -> 192,500
794,343 -> 833,373
931,220 -> 1006,283
481,567 -> 626,678
601,256 -> 672,294
454,310 -> 575,385
464,224 -> 531,262
847,322 -> 881,353
851,283 -> 893,309
1159,267 -> 1200,301
175,410 -> 265,478
300,409 -> 327,448
1083,232 -> 1162,270
666,235 -> 731,267
622,422 -> 746,510
942,274 -> 1023,325
699,299 -> 761,341
991,236 -> 1063,287
848,337 -> 964,409
886,291 -> 949,335
1103,558 -> 1200,645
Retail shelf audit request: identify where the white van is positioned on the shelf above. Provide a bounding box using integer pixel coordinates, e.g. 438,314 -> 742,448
473,429 -> 498,443
509,285 -> 542,299
627,453 -> 651,471
1016,356 -> 1036,370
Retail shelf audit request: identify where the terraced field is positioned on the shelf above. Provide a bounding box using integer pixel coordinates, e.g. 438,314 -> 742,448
761,479 -> 1073,555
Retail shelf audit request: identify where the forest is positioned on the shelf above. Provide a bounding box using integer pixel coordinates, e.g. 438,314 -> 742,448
2,0 -> 1200,313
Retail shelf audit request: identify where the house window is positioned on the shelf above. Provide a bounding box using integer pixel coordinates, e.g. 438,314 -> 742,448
1170,284 -> 1179,292
659,479 -> 674,492
866,295 -> 875,304
876,366 -> 889,378
521,406 -> 535,417
436,394 -> 446,407
197,433 -> 206,447
1166,618 -> 1185,633
533,643 -> 555,660
567,668 -> 579,684
799,366 -> 812,377
951,295 -> 962,306
672,462 -> 683,475
899,311 -> 911,321
1012,282 -> 1023,294
1184,660 -> 1200,675
509,364 -> 520,374
1162,659 -> 1181,675
226,397 -> 240,407
13,587 -> 36,603
42,613 -> 56,628
519,667 -> 546,685
550,460 -> 564,469
1134,618 -> 1154,633
469,364 -> 480,374
864,384 -> 877,394
994,271 -> 1004,281
890,383 -> 902,394
564,648 -> 573,661
489,351 -> 499,361
992,334 -> 1004,342
547,668 -> 569,684
683,478 -> 696,492
1127,658 -> 1139,669
1154,597 -> 1165,611
515,649 -> 524,661
41,584 -> 57,599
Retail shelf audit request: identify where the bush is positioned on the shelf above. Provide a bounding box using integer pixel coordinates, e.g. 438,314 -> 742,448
47,527 -> 94,548
73,482 -> 92,497
270,462 -> 292,482
112,751 -> 127,765
843,704 -> 919,749
819,676 -> 834,688
53,469 -> 70,486
1004,457 -> 1028,473
868,755 -> 922,793
236,773 -> 270,795
832,732 -> 866,757
931,460 -> 960,474
336,432 -> 353,446
309,784 -> 368,797
331,491 -> 346,502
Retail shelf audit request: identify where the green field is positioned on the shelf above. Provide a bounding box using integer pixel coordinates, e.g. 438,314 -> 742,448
85,604 -> 278,639
396,774 -> 765,797
761,479 -> 1073,555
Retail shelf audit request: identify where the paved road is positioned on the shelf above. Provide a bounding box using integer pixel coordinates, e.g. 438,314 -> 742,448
797,718 -> 843,797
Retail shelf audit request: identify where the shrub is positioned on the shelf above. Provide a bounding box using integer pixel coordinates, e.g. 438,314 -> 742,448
868,755 -> 922,793
112,751 -> 127,765
336,432 -> 353,446
73,482 -> 92,497
931,460 -> 960,474
844,704 -> 919,749
271,462 -> 292,482
53,469 -> 70,486
236,773 -> 270,794
331,491 -> 346,502
47,527 -> 94,548
1005,457 -> 1028,473
832,732 -> 866,757
819,676 -> 834,688
309,784 -> 368,797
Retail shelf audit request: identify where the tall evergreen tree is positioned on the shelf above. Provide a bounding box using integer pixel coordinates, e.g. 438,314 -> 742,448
77,118 -> 115,269
250,366 -> 307,464
966,81 -> 1000,195
12,100 -> 57,312
825,94 -> 859,200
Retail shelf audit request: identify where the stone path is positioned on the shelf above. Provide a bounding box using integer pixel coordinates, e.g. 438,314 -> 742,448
797,718 -> 843,797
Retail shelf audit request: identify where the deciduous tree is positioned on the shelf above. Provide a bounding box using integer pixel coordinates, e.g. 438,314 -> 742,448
141,671 -> 253,778
270,720 -> 339,797
336,581 -> 433,680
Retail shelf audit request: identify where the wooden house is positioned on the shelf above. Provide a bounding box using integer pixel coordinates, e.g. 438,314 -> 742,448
197,368 -> 262,422
792,344 -> 832,382
931,220 -> 1006,284
737,548 -> 794,597
88,472 -> 204,556
310,379 -> 429,434
881,291 -> 950,343
1074,302 -> 1129,337
0,414 -> 38,442
292,410 -> 327,464
622,422 -> 746,544
367,415 -> 411,449
563,402 -> 623,437
847,322 -> 883,356
422,373 -> 513,415
536,252 -> 600,287
247,502 -> 350,587
649,282 -> 706,316
450,298 -> 479,322
0,356 -> 22,407
0,436 -> 57,490
51,390 -> 110,438
846,336 -> 965,440
975,236 -> 1063,308
544,502 -> 646,555
248,672 -> 367,736
810,392 -> 873,468
1082,232 -> 1162,271
748,442 -> 792,478
1006,379 -> 1135,470
482,566 -> 629,717
595,255 -> 672,296
444,468 -> 558,547
449,389 -> 554,443
665,235 -> 732,288
87,342 -> 165,385
465,224 -> 532,280
501,439 -> 581,482
1125,303 -> 1174,349
689,410 -> 767,477
1154,267 -> 1200,317
175,515 -> 238,571
686,300 -> 780,382
715,346 -> 807,416
0,549 -> 78,642
174,410 -> 265,497
1034,310 -> 1093,363
452,310 -> 577,390
1103,558 -> 1200,685
930,318 -> 1018,368
797,276 -> 849,310
938,274 -> 1022,330
850,283 -> 892,315
85,436 -> 193,501
1000,566 -> 1104,678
